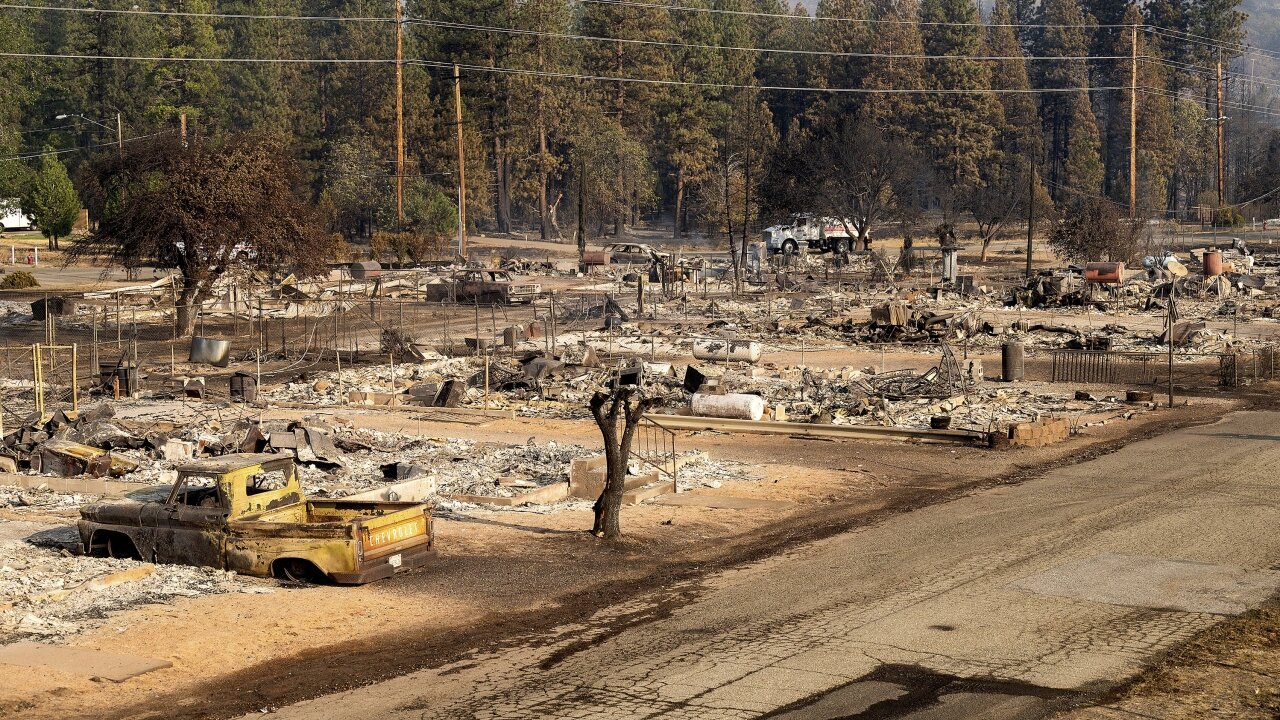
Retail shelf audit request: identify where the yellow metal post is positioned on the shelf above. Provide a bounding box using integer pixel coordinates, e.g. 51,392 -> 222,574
71,343 -> 78,412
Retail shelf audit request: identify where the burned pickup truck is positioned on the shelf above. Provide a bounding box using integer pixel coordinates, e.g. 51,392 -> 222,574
78,454 -> 434,584
451,269 -> 541,304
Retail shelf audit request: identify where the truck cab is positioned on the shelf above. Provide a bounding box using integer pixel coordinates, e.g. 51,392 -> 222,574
454,269 -> 541,304
78,454 -> 434,584
762,214 -> 863,256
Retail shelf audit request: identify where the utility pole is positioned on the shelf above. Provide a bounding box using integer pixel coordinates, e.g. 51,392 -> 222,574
179,112 -> 187,147
1025,159 -> 1036,279
1129,24 -> 1138,220
116,112 -> 123,156
577,162 -> 586,262
453,63 -> 467,258
1216,56 -> 1226,208
394,0 -> 405,226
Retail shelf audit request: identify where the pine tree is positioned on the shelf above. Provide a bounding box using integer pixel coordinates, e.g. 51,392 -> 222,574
577,0 -> 673,233
26,153 -> 80,250
967,0 -> 1051,261
657,0 -> 726,239
1034,0 -> 1104,199
918,0 -> 1001,209
507,0 -> 578,239
858,0 -> 926,137
151,0 -> 228,135
1105,9 -> 1177,215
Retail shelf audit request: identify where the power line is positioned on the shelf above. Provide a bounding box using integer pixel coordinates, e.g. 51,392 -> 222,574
414,58 -> 1128,94
410,16 -> 1128,61
1146,56 -> 1280,95
576,0 -> 1136,29
1138,85 -> 1280,121
0,130 -> 175,164
0,51 -> 397,64
0,0 -> 1155,30
0,49 -> 1137,85
0,3 -> 392,23
1146,27 -> 1280,64
1145,24 -> 1280,61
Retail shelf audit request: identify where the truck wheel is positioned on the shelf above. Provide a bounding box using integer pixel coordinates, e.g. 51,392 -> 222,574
782,240 -> 798,255
274,558 -> 325,583
102,533 -> 140,560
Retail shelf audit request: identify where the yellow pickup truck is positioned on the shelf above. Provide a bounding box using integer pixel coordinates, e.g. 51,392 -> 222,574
77,454 -> 434,584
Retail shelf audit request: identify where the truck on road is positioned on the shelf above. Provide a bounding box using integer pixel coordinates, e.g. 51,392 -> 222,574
762,214 -> 864,256
78,454 -> 435,584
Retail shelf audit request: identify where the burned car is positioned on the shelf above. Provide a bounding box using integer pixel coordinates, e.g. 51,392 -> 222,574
78,454 -> 434,584
452,269 -> 541,304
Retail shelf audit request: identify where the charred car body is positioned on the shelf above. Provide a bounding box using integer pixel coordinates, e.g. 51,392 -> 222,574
452,269 -> 541,304
78,454 -> 434,584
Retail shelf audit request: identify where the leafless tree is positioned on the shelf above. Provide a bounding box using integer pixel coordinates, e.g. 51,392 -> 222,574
587,385 -> 662,539
806,119 -> 921,246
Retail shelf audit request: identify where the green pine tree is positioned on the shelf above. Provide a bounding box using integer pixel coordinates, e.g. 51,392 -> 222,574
26,153 -> 80,250
918,0 -> 1001,210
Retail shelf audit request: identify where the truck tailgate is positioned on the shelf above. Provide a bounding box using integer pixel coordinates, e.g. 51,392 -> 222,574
329,502 -> 432,558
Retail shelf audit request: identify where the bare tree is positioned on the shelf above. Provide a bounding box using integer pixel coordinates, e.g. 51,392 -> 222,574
75,133 -> 331,336
806,119 -> 920,246
588,385 -> 662,539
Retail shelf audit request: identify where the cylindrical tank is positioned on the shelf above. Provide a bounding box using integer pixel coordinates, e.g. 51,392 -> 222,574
526,320 -> 545,340
1083,262 -> 1124,284
580,251 -> 610,266
1203,250 -> 1223,277
691,393 -> 766,421
1002,341 -> 1025,382
229,372 -> 257,403
502,326 -> 526,347
692,339 -> 763,364
349,260 -> 382,280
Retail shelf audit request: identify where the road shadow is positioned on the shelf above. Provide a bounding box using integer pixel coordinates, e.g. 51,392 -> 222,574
1190,432 -> 1280,442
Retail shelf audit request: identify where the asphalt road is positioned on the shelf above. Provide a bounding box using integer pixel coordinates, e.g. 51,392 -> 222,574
244,411 -> 1280,720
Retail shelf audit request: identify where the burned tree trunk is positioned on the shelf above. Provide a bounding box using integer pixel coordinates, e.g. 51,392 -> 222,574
588,386 -> 660,539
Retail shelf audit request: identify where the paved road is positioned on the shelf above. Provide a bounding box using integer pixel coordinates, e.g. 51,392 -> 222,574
249,412 -> 1280,720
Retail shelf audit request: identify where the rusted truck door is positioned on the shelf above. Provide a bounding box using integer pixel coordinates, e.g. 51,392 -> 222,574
155,474 -> 228,568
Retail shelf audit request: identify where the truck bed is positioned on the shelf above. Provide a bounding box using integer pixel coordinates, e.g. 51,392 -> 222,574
244,499 -> 425,525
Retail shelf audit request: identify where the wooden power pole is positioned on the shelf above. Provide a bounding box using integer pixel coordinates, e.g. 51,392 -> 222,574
1129,24 -> 1138,220
179,112 -> 187,147
116,112 -> 123,155
394,0 -> 405,225
1025,159 -> 1035,279
453,63 -> 467,257
1216,57 -> 1226,208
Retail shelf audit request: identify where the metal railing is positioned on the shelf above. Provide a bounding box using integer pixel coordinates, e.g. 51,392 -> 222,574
1049,348 -> 1235,388
628,415 -> 678,487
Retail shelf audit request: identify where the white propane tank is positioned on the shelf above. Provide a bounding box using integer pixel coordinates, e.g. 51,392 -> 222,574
691,393 -> 766,421
692,339 -> 763,363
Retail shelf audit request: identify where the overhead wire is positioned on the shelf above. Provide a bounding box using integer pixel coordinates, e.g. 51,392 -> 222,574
1145,24 -> 1280,61
411,58 -> 1129,94
0,3 -> 393,23
1139,84 -> 1280,120
0,130 -> 175,164
575,0 -> 1137,29
0,0 -> 1144,30
408,15 -> 1127,61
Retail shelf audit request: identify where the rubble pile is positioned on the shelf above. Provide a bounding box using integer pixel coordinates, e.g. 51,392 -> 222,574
0,527 -> 261,643
298,430 -> 593,500
0,486 -> 89,512
675,454 -> 763,491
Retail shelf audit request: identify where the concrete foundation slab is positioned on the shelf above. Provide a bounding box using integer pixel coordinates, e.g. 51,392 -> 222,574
1013,552 -> 1280,615
0,642 -> 171,681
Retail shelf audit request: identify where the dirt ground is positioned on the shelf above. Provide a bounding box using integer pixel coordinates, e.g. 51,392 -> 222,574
1059,599 -> 1280,719
0,395 -> 1234,720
